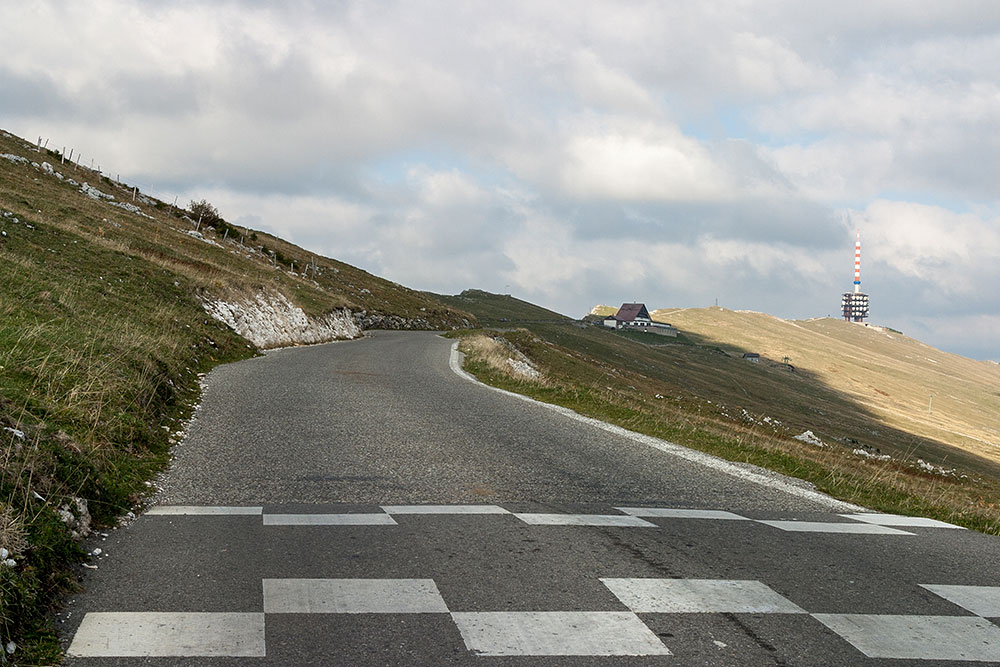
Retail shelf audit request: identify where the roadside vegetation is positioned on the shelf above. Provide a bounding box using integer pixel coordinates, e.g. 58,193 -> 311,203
0,128 -> 473,664
449,293 -> 1000,537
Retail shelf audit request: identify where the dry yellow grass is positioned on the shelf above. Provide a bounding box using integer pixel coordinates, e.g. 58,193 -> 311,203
652,307 -> 1000,466
460,333 -> 550,385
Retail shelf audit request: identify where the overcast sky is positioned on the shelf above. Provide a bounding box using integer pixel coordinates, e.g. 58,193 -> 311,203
4,1 -> 999,360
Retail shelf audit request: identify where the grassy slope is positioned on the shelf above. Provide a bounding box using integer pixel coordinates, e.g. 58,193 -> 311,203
590,304 -> 618,317
446,290 -> 1000,537
654,307 -> 1000,468
0,128 -> 472,663
431,289 -> 570,326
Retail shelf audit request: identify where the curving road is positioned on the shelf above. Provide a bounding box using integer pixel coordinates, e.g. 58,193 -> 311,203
62,331 -> 1000,665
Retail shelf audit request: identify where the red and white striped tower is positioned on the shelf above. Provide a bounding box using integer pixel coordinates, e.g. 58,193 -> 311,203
853,230 -> 862,294
842,228 -> 870,321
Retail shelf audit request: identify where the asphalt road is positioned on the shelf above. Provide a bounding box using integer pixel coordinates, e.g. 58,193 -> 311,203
60,331 -> 1000,665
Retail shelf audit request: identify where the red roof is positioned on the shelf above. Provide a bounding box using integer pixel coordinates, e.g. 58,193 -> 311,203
615,303 -> 651,322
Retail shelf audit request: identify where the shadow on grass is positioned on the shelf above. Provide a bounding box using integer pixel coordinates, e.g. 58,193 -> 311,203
515,321 -> 1000,482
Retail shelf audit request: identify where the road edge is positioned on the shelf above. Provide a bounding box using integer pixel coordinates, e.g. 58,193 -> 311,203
448,340 -> 866,513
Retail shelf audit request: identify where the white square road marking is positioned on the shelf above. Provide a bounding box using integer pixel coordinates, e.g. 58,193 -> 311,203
146,506 -> 263,516
513,513 -> 657,527
451,611 -> 670,656
601,578 -> 807,614
757,520 -> 915,535
263,578 -> 449,613
841,513 -> 965,529
381,505 -> 509,514
617,507 -> 750,520
812,614 -> 1000,662
262,513 -> 397,526
922,585 -> 1000,617
67,612 -> 265,657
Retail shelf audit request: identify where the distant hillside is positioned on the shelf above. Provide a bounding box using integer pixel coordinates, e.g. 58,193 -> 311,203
454,296 -> 1000,540
590,304 -> 617,317
589,301 -> 1000,468
432,289 -> 570,326
651,307 -> 1000,467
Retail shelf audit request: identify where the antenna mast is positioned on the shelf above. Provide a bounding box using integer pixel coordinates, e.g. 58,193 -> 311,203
854,230 -> 862,294
841,228 -> 870,322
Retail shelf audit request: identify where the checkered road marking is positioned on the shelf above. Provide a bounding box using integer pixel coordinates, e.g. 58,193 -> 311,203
69,577 -> 1000,660
812,614 -> 1000,662
601,578 -> 807,614
451,611 -> 671,656
263,578 -> 449,614
145,503 -> 965,533
68,612 -> 266,658
73,505 -> 979,660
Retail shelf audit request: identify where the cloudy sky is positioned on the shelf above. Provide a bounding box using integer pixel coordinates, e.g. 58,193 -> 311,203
4,1 -> 1000,360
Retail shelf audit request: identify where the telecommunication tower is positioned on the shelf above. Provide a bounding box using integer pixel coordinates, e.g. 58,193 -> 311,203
841,230 -> 869,322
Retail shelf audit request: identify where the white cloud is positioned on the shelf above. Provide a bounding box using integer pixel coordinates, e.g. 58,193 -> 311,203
856,200 -> 1000,296
699,237 -> 828,280
568,49 -> 658,114
729,31 -> 826,97
3,0 -> 1000,358
767,139 -> 896,202
559,121 -> 728,201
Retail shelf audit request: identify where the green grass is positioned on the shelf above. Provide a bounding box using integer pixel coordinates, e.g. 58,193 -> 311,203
431,289 -> 570,326
611,328 -> 689,346
0,206 -> 253,663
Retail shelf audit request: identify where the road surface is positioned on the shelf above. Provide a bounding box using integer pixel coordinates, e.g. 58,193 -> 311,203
61,331 -> 1000,665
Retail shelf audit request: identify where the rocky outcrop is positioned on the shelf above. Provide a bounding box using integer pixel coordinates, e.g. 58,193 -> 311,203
353,310 -> 432,330
203,290 -> 361,349
353,310 -> 475,331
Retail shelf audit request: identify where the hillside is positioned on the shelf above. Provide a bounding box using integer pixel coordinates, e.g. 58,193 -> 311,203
0,128 -> 473,662
460,293 -> 1000,475
589,303 -> 1000,470
0,132 -> 473,337
652,307 -> 1000,467
448,290 -> 1000,551
590,304 -> 618,317
432,289 -> 570,326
